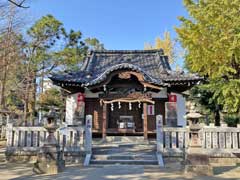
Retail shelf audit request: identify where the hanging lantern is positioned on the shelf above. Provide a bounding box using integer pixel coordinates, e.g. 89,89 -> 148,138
77,93 -> 85,103
168,94 -> 177,102
129,102 -> 132,110
75,93 -> 85,119
138,102 -> 141,108
111,103 -> 114,111
118,102 -> 121,109
144,86 -> 147,92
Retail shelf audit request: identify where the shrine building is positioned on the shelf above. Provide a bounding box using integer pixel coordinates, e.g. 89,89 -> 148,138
50,49 -> 203,139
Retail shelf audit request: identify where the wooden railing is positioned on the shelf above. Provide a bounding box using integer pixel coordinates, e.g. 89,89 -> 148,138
6,124 -> 86,153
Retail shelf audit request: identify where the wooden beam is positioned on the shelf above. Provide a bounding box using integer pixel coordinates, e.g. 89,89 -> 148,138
102,104 -> 107,139
142,82 -> 163,90
143,103 -> 148,140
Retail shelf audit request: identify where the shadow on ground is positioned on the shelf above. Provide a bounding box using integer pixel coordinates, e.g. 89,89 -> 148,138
0,163 -> 237,180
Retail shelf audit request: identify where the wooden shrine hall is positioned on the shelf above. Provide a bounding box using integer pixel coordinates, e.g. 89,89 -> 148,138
50,49 -> 203,139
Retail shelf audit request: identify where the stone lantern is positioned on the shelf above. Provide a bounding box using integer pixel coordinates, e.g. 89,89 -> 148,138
33,108 -> 65,174
185,109 -> 212,175
186,112 -> 203,147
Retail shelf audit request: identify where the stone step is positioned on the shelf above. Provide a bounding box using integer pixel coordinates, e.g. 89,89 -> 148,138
93,145 -> 156,149
92,148 -> 155,155
93,136 -> 154,145
93,143 -> 156,149
0,148 -> 5,162
92,154 -> 157,161
90,159 -> 158,165
93,144 -> 156,149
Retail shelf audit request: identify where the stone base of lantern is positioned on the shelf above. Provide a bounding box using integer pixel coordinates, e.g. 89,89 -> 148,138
185,164 -> 213,176
33,144 -> 65,175
185,151 -> 213,176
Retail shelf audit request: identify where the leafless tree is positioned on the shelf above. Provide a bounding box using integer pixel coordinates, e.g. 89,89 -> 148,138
7,0 -> 29,8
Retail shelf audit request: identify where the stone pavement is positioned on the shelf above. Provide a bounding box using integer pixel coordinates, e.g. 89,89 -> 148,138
0,162 -> 240,180
0,142 -> 240,180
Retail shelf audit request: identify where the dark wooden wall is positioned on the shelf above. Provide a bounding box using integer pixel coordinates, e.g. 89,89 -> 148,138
147,98 -> 167,131
85,98 -> 103,131
108,103 -> 143,131
85,98 -> 167,133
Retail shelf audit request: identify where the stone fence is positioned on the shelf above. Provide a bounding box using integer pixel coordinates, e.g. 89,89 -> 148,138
156,115 -> 240,157
5,124 -> 88,157
161,126 -> 240,155
200,125 -> 240,153
161,127 -> 189,156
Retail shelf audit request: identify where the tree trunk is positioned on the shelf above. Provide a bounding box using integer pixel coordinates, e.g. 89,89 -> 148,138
24,81 -> 30,126
31,75 -> 37,126
0,66 -> 7,109
214,106 -> 220,126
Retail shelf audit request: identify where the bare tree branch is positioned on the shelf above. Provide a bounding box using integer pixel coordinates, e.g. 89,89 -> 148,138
8,0 -> 29,9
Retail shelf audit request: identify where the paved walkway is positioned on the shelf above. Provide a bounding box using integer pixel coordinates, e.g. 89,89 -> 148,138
0,142 -> 239,180
0,162 -> 240,180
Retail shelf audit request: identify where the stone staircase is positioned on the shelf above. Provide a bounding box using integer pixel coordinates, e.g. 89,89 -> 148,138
0,148 -> 6,162
90,136 -> 159,166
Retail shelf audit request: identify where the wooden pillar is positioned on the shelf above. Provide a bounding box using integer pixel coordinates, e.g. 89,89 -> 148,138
102,103 -> 107,139
143,103 -> 148,140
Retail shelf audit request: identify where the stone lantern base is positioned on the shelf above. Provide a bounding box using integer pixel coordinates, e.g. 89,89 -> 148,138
33,144 -> 65,174
185,153 -> 213,176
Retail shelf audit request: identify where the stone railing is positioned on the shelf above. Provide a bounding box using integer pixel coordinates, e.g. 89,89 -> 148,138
156,115 -> 189,156
6,124 -> 87,154
162,127 -> 189,155
156,115 -> 240,157
201,124 -> 240,152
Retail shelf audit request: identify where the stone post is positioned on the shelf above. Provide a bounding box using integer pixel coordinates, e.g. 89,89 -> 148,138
85,115 -> 92,153
6,123 -> 13,147
156,115 -> 163,152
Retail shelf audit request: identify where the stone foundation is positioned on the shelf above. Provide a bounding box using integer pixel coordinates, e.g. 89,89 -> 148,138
5,150 -> 85,164
185,165 -> 213,176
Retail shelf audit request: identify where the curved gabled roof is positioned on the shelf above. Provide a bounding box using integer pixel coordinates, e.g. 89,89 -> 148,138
50,49 -> 203,87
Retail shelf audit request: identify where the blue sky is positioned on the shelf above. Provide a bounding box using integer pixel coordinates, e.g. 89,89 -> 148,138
28,0 -> 188,50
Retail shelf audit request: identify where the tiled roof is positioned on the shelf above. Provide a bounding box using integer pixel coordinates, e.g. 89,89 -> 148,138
50,49 -> 203,87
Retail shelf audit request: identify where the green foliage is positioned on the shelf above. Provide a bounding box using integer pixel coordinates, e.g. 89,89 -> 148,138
27,14 -> 65,48
176,0 -> 240,113
203,79 -> 240,113
224,114 -> 240,127
1,13 -> 104,116
189,85 -> 216,113
54,29 -> 88,71
26,14 -> 66,71
38,88 -> 64,111
5,90 -> 23,111
84,37 -> 104,51
144,31 -> 175,64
